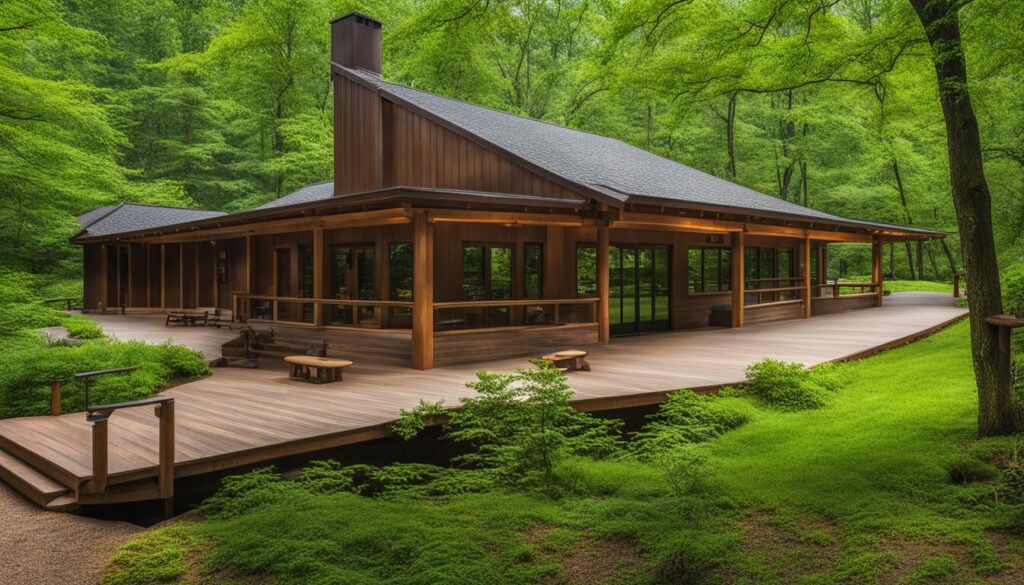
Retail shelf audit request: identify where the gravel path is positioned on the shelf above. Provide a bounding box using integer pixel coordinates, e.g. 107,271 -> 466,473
0,483 -> 140,585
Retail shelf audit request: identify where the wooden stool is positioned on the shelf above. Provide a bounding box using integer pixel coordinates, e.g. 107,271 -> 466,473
284,356 -> 354,384
540,349 -> 590,372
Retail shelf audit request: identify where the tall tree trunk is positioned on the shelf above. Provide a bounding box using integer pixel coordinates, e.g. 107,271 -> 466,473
940,238 -> 959,274
725,93 -> 737,180
911,0 -> 1021,435
917,240 -> 926,279
926,241 -> 940,279
905,241 -> 917,280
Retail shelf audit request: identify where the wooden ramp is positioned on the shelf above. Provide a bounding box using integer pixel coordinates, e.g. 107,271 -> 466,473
0,293 -> 966,510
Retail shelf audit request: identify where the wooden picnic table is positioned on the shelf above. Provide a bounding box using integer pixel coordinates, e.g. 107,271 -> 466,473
541,349 -> 591,371
165,311 -> 208,327
284,355 -> 354,384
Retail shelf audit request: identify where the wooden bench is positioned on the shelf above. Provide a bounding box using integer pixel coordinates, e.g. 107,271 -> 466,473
284,355 -> 353,384
541,349 -> 590,371
165,311 -> 208,327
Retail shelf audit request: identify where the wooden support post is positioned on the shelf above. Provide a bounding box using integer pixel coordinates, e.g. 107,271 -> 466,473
245,235 -> 253,294
50,381 -> 61,416
178,243 -> 185,309
596,224 -> 610,343
954,272 -> 963,298
98,245 -> 108,312
160,245 -> 166,309
803,235 -> 812,318
872,238 -> 884,306
211,242 -> 219,309
194,243 -> 200,308
313,228 -> 324,327
91,419 -> 108,493
127,244 -> 133,308
155,400 -> 174,500
146,244 -> 151,308
731,230 -> 745,328
412,210 -> 434,370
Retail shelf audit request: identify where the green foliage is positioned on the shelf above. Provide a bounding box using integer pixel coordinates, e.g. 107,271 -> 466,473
392,399 -> 447,440
102,526 -> 197,585
0,268 -> 209,418
744,358 -> 846,410
62,315 -> 104,339
630,389 -> 748,460
440,365 -> 621,487
0,339 -> 209,417
947,457 -> 999,484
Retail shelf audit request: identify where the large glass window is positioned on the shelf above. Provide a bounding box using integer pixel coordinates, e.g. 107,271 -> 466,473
688,247 -> 731,292
576,246 -> 596,296
524,243 -> 543,298
389,243 -> 413,302
461,244 -> 513,300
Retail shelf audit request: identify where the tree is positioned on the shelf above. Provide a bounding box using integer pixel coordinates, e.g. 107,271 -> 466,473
909,0 -> 1022,435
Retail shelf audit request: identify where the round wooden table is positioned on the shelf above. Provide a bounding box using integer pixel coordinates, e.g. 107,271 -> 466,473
540,349 -> 590,371
284,356 -> 354,384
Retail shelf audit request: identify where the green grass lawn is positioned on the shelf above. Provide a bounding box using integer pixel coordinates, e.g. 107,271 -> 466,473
103,321 -> 1023,585
883,279 -> 956,294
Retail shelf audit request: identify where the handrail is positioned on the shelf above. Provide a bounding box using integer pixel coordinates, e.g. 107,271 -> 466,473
241,293 -> 413,307
743,286 -> 804,294
86,395 -> 173,422
74,366 -> 140,380
433,297 -> 599,309
71,366 -> 175,509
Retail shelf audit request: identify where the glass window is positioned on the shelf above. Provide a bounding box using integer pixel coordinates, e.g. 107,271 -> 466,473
524,243 -> 542,298
389,243 -> 413,302
491,246 -> 512,300
576,246 -> 596,296
461,244 -> 512,300
688,247 -> 731,292
463,245 -> 485,300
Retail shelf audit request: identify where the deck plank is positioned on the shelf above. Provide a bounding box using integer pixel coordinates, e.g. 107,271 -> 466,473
0,292 -> 965,491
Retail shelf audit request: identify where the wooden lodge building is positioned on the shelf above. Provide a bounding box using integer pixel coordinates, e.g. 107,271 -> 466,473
72,13 -> 941,370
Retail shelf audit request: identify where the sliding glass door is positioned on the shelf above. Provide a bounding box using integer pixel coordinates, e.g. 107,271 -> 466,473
609,245 -> 671,335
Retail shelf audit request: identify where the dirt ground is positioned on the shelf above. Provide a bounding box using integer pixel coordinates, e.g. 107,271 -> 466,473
0,483 -> 140,585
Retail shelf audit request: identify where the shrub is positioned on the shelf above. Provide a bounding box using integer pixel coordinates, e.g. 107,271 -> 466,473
656,444 -> 712,497
630,390 -> 747,460
62,315 -> 105,339
745,358 -> 844,410
401,364 -> 622,488
0,339 -> 209,418
947,457 -> 999,484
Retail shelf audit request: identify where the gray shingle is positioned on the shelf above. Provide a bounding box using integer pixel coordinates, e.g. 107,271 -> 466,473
77,204 -> 227,238
343,67 -> 939,235
255,181 -> 335,209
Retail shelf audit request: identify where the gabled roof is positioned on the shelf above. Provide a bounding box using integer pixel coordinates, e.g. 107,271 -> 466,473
337,66 -> 941,236
255,180 -> 334,209
74,203 -> 227,239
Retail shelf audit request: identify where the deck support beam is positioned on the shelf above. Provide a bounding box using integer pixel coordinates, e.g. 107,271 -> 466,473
731,231 -> 745,327
412,210 -> 434,370
803,235 -> 812,318
597,224 -> 610,343
99,244 -> 108,312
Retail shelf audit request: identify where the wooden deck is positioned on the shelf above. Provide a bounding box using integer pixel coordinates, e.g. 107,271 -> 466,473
0,292 -> 965,509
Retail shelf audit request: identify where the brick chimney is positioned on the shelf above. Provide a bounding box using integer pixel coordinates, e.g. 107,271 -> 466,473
330,13 -> 382,75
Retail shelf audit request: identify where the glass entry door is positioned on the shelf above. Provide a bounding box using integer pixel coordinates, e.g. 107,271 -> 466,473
328,244 -> 376,326
610,245 -> 671,336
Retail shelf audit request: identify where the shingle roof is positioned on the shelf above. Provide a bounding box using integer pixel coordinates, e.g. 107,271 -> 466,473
341,67 -> 940,235
75,203 -> 227,238
255,180 -> 335,209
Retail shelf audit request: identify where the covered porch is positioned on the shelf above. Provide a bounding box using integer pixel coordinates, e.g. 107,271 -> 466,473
81,203 -> 914,370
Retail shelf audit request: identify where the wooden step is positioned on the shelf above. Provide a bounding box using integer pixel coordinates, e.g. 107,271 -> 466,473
0,447 -> 74,510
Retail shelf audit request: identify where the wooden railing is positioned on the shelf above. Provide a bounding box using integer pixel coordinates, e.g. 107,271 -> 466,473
234,293 -> 414,328
74,367 -> 175,504
433,297 -> 599,331
234,293 -> 599,332
818,281 -> 880,298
